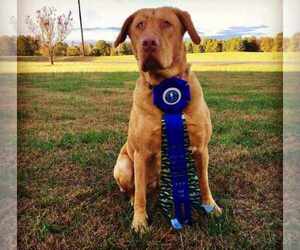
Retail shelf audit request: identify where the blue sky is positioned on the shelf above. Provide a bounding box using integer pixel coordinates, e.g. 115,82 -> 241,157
1,0 -> 299,42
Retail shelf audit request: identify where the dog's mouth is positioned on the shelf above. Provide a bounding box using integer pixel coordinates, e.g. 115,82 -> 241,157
141,57 -> 163,72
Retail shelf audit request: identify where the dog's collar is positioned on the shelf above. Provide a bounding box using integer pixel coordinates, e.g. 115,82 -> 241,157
146,74 -> 187,90
147,82 -> 154,90
145,65 -> 190,90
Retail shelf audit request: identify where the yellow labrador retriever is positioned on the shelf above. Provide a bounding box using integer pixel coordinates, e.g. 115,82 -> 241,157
113,7 -> 221,233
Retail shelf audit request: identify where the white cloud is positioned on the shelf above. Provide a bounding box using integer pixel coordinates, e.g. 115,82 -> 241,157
11,0 -> 289,41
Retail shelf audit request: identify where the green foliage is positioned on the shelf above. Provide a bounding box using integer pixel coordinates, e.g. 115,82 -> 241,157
260,37 -> 274,52
224,37 -> 244,52
242,37 -> 260,52
7,32 -> 299,58
193,43 -> 202,53
9,32 -> 300,57
54,42 -> 68,56
23,137 -> 55,152
17,35 -> 39,56
110,46 -> 118,56
92,40 -> 111,56
272,32 -> 283,52
83,43 -> 93,56
37,45 -> 49,56
67,45 -> 81,56
118,42 -> 133,55
204,39 -> 223,52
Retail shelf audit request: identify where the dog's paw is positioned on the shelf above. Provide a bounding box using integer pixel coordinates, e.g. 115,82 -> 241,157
131,213 -> 148,234
202,201 -> 223,217
211,203 -> 223,217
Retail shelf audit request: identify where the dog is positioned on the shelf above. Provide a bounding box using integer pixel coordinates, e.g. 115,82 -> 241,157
113,7 -> 222,233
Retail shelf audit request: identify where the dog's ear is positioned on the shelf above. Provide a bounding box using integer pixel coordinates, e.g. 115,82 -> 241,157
174,9 -> 201,44
114,13 -> 135,48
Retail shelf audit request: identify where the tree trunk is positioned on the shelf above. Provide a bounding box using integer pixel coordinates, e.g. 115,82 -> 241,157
50,54 -> 54,65
48,46 -> 54,65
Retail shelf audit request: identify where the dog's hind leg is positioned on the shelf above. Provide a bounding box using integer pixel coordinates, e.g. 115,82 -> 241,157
113,143 -> 134,197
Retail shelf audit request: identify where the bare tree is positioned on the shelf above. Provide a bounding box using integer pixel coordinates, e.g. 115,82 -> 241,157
26,6 -> 73,64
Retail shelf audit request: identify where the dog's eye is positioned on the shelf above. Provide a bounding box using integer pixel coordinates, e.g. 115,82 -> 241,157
136,21 -> 145,30
161,20 -> 172,28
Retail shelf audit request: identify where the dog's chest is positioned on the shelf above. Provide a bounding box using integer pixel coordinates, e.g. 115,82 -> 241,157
141,116 -> 204,152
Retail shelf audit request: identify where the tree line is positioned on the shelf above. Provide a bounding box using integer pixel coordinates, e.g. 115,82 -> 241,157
14,36 -> 132,57
186,32 -> 299,53
1,32 -> 300,57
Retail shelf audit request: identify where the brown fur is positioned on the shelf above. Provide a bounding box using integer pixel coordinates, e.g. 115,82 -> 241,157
113,7 -> 221,233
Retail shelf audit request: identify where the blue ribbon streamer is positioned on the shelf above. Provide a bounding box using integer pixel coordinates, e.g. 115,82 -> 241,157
163,113 -> 192,226
153,77 -> 196,229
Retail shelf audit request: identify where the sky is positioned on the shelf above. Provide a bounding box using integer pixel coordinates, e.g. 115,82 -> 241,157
1,0 -> 299,43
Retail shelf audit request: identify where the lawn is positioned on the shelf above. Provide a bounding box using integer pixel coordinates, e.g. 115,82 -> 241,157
3,52 -> 297,74
17,53 -> 283,249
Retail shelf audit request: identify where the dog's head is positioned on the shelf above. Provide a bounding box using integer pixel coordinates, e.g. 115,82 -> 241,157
114,7 -> 200,73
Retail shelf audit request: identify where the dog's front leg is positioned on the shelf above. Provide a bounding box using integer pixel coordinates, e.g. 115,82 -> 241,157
131,151 -> 148,233
194,146 -> 222,216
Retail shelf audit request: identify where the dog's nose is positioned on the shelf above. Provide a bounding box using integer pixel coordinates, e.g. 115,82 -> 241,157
142,37 -> 159,52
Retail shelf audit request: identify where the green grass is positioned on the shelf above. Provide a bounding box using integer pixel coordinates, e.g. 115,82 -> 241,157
2,51 -> 299,74
6,52 -> 295,74
17,54 -> 284,249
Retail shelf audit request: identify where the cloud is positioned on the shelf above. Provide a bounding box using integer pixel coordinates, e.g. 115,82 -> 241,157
73,26 -> 121,32
209,25 -> 269,39
68,24 -> 270,43
16,0 -> 282,42
66,28 -> 120,43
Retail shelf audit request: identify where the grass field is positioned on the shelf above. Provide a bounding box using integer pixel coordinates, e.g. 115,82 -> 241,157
3,51 -> 300,74
16,53 -> 284,249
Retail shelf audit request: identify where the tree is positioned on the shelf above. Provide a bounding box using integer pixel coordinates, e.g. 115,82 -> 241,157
26,6 -> 73,64
224,37 -> 244,52
110,46 -> 118,56
192,43 -> 201,53
185,42 -> 193,53
204,39 -> 223,52
242,37 -> 259,52
38,45 -> 48,56
215,41 -> 223,52
198,44 -> 205,53
260,37 -> 273,52
67,45 -> 81,56
204,39 -> 214,52
273,32 -> 283,52
83,43 -> 93,56
17,35 -> 39,56
193,39 -> 204,53
93,40 -> 111,56
54,42 -> 68,56
118,42 -> 133,55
